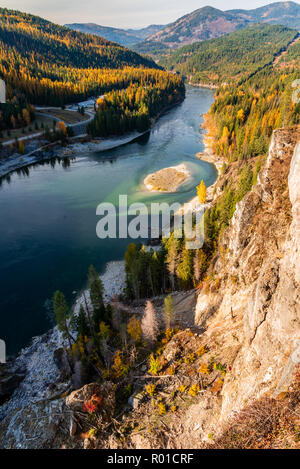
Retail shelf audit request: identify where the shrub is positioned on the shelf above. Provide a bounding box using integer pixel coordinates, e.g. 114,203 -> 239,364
83,394 -> 103,414
184,352 -> 196,364
148,354 -> 161,376
158,401 -> 167,415
146,384 -> 157,397
178,385 -> 187,393
196,345 -> 208,357
127,316 -> 142,343
188,384 -> 201,397
167,364 -> 176,375
112,350 -> 130,379
198,363 -> 210,375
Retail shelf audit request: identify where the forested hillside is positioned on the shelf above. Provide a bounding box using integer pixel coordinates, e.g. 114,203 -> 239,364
0,8 -> 158,107
229,1 -> 300,30
161,24 -> 298,85
0,8 -> 178,133
125,27 -> 300,300
88,70 -> 185,137
206,35 -> 300,161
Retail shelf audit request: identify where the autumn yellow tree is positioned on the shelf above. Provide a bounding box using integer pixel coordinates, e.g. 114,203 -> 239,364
127,316 -> 142,343
237,108 -> 245,122
18,140 -> 25,155
196,180 -> 207,204
56,121 -> 67,135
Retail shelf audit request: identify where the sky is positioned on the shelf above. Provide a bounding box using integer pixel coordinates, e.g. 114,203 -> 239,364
0,0 -> 299,28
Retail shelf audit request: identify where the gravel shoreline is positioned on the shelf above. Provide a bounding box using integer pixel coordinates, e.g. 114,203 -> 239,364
0,98 -> 184,180
143,163 -> 191,193
0,260 -> 126,421
0,131 -> 148,179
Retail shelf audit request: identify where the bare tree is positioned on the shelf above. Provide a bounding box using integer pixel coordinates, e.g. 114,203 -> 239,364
166,237 -> 179,290
141,300 -> 159,345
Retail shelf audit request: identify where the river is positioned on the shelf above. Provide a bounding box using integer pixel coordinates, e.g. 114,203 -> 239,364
0,86 -> 216,355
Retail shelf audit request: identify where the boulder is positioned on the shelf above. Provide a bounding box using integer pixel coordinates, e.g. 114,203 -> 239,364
66,381 -> 115,417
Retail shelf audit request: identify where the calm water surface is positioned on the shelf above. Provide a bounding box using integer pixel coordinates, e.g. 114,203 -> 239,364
0,86 -> 216,354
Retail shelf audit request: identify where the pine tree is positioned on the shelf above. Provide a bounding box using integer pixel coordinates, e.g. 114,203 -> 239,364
177,248 -> 194,289
236,165 -> 253,202
164,295 -> 174,329
193,249 -> 207,285
141,300 -> 159,345
53,290 -> 74,347
88,265 -> 105,329
166,234 -> 180,291
76,305 -> 90,337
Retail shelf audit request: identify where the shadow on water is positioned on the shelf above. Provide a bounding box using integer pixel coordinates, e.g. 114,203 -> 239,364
0,156 -> 76,188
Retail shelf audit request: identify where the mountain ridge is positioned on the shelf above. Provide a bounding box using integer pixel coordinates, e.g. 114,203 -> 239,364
65,23 -> 164,47
160,24 -> 299,86
133,1 -> 300,55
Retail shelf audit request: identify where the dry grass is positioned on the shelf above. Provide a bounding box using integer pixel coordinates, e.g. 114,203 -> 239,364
0,115 -> 53,143
206,367 -> 300,449
38,109 -> 91,124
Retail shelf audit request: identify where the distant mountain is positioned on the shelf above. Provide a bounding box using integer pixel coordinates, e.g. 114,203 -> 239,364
229,1 -> 300,30
143,6 -> 250,49
126,25 -> 165,40
65,23 -> 164,47
138,2 -> 300,53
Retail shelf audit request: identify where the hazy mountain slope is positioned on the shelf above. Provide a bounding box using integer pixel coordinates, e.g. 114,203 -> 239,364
137,2 -> 300,55
65,23 -> 141,46
161,24 -> 298,85
0,8 -> 157,70
146,6 -> 249,49
229,1 -> 300,30
65,23 -> 164,47
126,24 -> 164,40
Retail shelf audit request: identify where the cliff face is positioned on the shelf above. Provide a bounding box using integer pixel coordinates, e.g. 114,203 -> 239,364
194,127 -> 300,426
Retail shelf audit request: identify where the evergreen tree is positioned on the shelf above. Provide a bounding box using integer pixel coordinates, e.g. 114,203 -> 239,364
76,305 -> 90,337
53,290 -> 74,347
193,249 -> 207,285
165,234 -> 180,291
163,295 -> 175,329
177,248 -> 194,289
88,265 -> 105,329
236,165 -> 253,202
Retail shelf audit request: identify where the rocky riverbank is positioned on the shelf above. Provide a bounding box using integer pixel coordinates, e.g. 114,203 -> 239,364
0,98 -> 184,180
0,131 -> 148,179
0,260 -> 126,422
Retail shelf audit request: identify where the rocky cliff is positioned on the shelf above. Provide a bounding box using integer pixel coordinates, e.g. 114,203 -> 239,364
193,126 -> 300,430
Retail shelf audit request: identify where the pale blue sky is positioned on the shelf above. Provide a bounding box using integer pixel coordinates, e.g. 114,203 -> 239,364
0,0 -> 299,28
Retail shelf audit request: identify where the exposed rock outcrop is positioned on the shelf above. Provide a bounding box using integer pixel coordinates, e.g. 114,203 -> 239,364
193,127 -> 300,428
